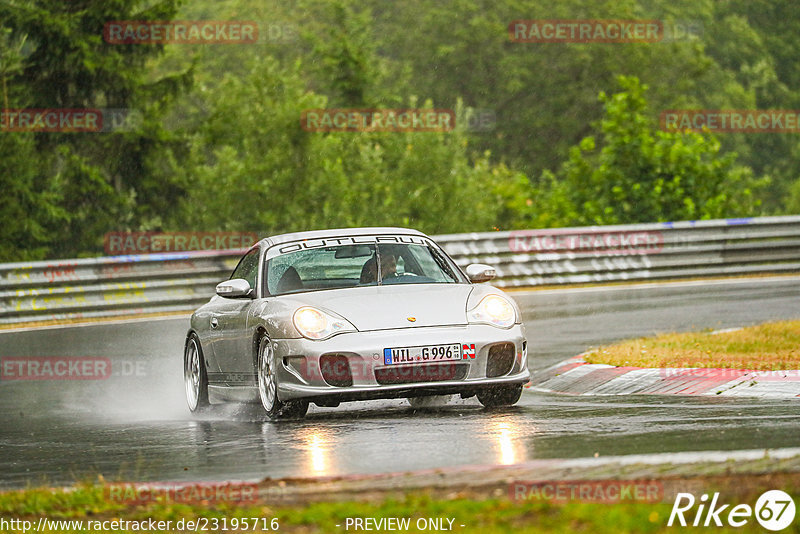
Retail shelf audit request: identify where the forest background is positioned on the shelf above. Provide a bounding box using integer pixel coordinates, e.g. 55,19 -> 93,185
1,0 -> 798,260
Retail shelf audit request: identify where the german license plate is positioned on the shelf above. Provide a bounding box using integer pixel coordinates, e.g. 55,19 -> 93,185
383,343 -> 461,365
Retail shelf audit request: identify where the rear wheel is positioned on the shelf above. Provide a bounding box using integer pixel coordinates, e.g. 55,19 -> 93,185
184,334 -> 209,412
257,336 -> 308,419
477,384 -> 523,408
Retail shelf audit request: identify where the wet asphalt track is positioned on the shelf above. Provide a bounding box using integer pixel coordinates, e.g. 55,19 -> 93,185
1,276 -> 799,489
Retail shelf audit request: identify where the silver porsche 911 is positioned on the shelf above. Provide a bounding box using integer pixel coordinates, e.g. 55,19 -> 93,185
183,227 -> 530,418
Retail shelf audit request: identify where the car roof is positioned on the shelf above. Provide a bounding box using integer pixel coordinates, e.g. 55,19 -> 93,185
256,227 -> 429,249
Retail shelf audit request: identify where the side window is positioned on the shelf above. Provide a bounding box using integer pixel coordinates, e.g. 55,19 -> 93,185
230,248 -> 260,293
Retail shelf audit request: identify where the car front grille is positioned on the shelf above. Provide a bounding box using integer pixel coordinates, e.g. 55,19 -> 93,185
375,363 -> 468,385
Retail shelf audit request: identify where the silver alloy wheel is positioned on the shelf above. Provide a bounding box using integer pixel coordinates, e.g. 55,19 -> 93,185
258,338 -> 278,412
184,338 -> 201,411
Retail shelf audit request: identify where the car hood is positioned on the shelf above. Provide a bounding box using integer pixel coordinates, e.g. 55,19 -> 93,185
289,284 -> 474,331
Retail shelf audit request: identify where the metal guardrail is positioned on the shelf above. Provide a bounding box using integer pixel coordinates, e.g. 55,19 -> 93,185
1,216 -> 799,324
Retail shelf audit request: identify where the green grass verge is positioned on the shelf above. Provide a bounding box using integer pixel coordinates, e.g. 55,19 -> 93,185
2,481 -> 798,533
584,319 -> 800,370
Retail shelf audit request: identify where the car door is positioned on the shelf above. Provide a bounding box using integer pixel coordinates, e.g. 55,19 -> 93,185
211,247 -> 262,387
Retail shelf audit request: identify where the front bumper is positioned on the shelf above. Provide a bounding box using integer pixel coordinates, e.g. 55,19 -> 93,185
272,323 -> 529,403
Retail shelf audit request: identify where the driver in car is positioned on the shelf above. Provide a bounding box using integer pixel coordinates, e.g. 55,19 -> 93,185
380,252 -> 397,279
360,252 -> 398,283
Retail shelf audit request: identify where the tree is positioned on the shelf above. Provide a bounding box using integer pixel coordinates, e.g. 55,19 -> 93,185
367,0 -> 757,181
174,54 -> 535,235
0,27 -> 65,260
0,123 -> 66,261
538,76 -> 765,226
303,0 -> 378,107
0,0 -> 189,258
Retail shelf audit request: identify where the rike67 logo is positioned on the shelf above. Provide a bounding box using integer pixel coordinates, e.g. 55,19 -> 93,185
668,490 -> 795,531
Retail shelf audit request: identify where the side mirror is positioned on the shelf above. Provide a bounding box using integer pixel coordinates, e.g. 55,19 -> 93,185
216,278 -> 253,298
465,263 -> 496,283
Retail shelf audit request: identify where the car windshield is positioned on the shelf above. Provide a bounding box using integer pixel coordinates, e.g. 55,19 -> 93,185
265,241 -> 464,296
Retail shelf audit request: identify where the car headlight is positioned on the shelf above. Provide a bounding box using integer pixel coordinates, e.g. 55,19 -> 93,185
467,295 -> 516,328
292,306 -> 356,340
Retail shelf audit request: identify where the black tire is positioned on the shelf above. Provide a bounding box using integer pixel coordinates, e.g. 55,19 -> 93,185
184,333 -> 210,412
477,384 -> 523,408
257,336 -> 308,419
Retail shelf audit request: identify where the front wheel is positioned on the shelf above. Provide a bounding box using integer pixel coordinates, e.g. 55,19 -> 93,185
477,384 -> 523,408
257,336 -> 308,419
184,334 -> 209,412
